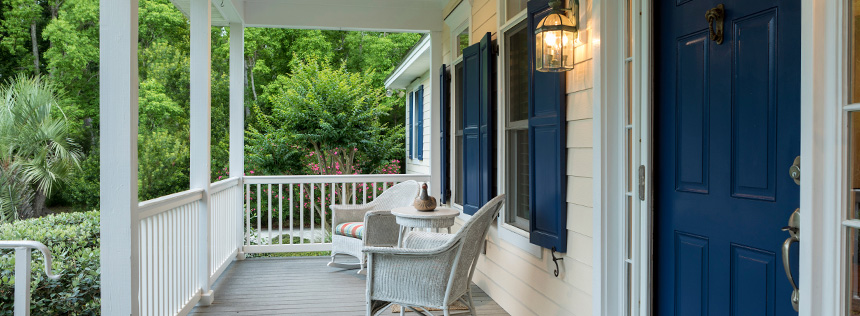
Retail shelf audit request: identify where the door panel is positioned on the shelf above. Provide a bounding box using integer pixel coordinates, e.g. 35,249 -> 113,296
654,0 -> 800,314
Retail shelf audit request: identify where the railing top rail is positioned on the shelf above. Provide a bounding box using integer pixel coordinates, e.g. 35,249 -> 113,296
138,188 -> 204,220
210,177 -> 241,194
243,174 -> 431,185
0,241 -> 61,279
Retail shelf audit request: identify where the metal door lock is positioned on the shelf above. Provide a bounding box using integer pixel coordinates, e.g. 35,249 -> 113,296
789,156 -> 801,185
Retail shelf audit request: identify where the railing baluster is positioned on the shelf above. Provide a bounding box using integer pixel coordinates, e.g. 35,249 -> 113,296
352,182 -> 357,204
341,183 -> 346,205
267,184 -> 273,245
311,183 -> 315,243
256,184 -> 261,245
321,183 -> 326,242
373,182 -> 378,200
245,184 -> 250,246
300,183 -> 305,244
278,184 -> 283,245
363,182 -> 367,204
289,184 -> 294,245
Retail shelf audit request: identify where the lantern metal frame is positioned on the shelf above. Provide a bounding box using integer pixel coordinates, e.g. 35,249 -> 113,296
534,0 -> 580,72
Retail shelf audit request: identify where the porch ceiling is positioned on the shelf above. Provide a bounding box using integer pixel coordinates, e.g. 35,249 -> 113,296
170,0 -> 445,32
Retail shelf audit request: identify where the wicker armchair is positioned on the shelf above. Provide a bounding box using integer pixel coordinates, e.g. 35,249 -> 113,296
363,194 -> 506,316
328,180 -> 420,274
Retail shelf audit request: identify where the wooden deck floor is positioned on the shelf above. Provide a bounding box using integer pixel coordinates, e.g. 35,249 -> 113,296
189,257 -> 510,316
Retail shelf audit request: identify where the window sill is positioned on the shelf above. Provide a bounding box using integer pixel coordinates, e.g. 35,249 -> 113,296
498,222 -> 543,259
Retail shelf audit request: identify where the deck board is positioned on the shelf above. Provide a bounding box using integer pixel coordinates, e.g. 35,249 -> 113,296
189,257 -> 510,316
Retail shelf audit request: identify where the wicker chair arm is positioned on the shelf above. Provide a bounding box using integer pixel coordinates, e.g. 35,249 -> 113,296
363,239 -> 460,257
330,204 -> 374,225
363,210 -> 399,247
403,231 -> 455,250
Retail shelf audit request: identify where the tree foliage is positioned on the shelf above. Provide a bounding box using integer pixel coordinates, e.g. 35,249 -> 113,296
0,0 -> 421,212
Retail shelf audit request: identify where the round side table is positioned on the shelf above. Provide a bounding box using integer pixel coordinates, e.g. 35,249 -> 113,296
390,206 -> 460,247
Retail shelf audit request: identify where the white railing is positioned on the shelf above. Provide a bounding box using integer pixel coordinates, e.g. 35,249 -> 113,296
242,174 -> 431,254
133,173 -> 429,315
0,241 -> 61,316
138,189 -> 204,316
208,177 -> 242,284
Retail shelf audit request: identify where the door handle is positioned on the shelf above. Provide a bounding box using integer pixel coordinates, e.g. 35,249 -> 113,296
781,208 -> 800,312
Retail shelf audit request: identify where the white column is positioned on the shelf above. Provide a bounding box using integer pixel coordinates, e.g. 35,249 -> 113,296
99,0 -> 139,314
429,31 -> 442,198
190,0 -> 214,305
229,22 -> 245,258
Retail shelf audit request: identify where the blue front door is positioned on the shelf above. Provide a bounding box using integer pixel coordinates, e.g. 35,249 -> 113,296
655,0 -> 801,314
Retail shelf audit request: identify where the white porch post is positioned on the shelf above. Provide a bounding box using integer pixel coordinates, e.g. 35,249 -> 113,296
190,0 -> 214,305
99,0 -> 139,314
229,22 -> 245,259
429,31 -> 442,196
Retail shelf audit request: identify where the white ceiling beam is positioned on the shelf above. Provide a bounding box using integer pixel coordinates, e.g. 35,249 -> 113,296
243,0 -> 443,32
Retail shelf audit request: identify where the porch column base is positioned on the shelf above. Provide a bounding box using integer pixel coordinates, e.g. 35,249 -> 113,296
236,251 -> 246,261
200,290 -> 215,306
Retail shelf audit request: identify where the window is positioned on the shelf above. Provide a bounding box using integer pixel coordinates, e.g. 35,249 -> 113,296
504,20 -> 530,231
453,62 -> 464,206
847,2 -> 860,314
505,0 -> 528,21
456,29 -> 470,58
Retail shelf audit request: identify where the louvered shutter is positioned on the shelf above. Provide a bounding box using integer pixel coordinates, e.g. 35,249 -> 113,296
416,85 -> 425,160
462,32 -> 496,215
440,65 -> 451,204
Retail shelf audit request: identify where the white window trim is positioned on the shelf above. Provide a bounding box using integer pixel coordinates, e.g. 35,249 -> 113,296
449,53 -> 465,212
495,11 -> 542,259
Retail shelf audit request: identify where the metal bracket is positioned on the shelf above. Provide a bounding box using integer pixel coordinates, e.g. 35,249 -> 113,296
551,247 -> 564,277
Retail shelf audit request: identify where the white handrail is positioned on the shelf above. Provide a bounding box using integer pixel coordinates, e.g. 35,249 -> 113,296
138,189 -> 205,220
243,174 -> 431,185
210,177 -> 240,194
0,241 -> 61,316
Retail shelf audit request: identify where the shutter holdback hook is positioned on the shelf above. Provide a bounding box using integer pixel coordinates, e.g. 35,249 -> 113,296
551,247 -> 564,277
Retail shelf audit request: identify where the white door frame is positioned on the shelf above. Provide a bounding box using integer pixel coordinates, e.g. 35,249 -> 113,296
596,0 -> 842,314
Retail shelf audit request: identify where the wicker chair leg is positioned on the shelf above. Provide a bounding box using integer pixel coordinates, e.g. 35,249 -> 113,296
467,291 -> 476,316
443,307 -> 451,316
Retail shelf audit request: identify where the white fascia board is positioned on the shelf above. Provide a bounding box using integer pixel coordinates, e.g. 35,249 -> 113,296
443,0 -> 470,28
385,36 -> 431,90
243,0 -> 443,32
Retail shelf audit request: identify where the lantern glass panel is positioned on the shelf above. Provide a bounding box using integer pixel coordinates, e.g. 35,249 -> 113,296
535,31 -> 544,70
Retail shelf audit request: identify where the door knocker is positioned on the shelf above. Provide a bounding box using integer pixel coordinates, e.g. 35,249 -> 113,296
706,4 -> 725,44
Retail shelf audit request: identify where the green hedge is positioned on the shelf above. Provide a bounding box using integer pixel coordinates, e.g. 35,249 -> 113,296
0,211 -> 100,315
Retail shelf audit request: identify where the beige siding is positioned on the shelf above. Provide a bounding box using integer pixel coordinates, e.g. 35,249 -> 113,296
406,75 -> 432,175
443,0 -> 596,315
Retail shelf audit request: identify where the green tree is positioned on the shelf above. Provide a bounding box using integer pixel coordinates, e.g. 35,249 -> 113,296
0,75 -> 82,221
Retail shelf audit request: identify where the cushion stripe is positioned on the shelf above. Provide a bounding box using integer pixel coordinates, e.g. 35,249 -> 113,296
335,222 -> 365,239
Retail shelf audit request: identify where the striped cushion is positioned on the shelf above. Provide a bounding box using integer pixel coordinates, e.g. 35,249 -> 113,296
335,222 -> 365,239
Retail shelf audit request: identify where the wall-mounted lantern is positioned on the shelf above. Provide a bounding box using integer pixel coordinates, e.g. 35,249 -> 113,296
535,0 -> 579,72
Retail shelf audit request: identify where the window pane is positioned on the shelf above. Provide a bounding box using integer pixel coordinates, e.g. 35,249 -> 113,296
455,135 -> 463,205
848,228 -> 860,314
454,62 -> 465,206
852,112 -> 860,220
507,21 -> 530,122
853,0 -> 860,102
506,129 -> 530,230
506,0 -> 528,20
457,30 -> 470,58
455,63 -> 464,130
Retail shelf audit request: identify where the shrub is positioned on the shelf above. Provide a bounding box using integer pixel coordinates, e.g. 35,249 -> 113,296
0,211 -> 100,315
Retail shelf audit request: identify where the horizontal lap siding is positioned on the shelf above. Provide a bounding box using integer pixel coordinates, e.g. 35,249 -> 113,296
444,0 -> 595,314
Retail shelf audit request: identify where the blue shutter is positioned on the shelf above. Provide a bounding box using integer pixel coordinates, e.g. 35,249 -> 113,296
416,85 -> 425,160
440,65 -> 451,204
528,0 -> 568,252
462,32 -> 495,215
408,91 -> 414,159
478,34 -> 495,206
